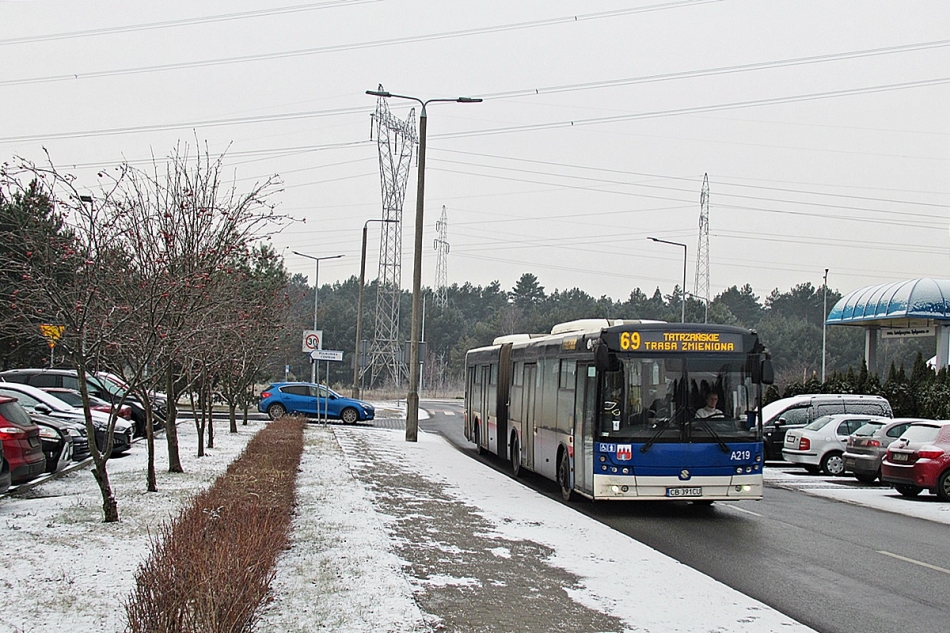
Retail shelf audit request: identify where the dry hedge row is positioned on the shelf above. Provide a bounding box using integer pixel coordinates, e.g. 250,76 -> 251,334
125,417 -> 305,633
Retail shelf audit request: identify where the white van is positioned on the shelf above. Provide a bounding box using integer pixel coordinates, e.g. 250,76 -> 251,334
762,394 -> 893,461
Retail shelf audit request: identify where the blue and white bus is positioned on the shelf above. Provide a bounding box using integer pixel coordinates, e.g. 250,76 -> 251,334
464,319 -> 774,502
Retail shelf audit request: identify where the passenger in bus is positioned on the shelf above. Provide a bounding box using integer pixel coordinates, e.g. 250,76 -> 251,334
695,392 -> 724,418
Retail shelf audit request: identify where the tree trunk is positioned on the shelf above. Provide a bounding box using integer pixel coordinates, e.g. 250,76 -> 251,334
229,403 -> 237,433
190,388 -> 205,457
165,365 -> 183,473
145,400 -> 158,492
206,380 -> 214,449
91,463 -> 120,522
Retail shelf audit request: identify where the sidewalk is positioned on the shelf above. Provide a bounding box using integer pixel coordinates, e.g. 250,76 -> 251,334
255,425 -> 815,633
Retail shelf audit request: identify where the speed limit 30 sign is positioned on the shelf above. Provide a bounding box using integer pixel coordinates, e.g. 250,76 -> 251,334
302,330 -> 323,352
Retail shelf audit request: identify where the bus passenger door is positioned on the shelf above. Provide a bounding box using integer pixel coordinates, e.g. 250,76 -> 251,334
522,363 -> 537,471
478,365 -> 491,452
574,364 -> 596,495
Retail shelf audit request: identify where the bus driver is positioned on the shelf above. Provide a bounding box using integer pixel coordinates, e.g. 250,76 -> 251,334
695,392 -> 724,418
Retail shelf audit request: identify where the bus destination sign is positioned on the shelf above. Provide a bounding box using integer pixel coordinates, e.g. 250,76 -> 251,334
609,330 -> 744,353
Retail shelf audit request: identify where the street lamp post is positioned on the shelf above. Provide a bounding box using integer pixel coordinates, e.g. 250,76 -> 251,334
648,237 -> 687,323
366,88 -> 481,442
352,218 -> 396,398
822,268 -> 829,383
292,251 -> 343,384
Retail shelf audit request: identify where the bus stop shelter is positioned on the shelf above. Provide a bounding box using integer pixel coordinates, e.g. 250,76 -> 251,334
826,278 -> 950,376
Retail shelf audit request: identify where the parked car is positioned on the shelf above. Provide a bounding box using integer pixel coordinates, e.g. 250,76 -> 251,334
843,418 -> 922,483
257,382 -> 375,423
42,387 -> 132,422
31,411 -> 76,473
782,414 -> 877,475
0,437 -> 12,493
0,368 -> 164,438
881,420 -> 950,500
0,383 -> 132,455
762,394 -> 893,460
0,396 -> 46,484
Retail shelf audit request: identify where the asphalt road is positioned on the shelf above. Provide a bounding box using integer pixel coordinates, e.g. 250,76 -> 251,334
419,400 -> 950,633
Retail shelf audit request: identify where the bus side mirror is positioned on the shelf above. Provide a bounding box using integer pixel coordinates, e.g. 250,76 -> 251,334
761,359 -> 774,385
593,344 -> 620,373
594,343 -> 609,372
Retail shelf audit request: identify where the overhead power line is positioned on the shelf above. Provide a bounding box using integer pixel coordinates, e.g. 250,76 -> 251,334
0,0 -> 718,87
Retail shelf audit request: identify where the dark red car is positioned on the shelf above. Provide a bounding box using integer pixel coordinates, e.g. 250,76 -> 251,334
0,396 -> 46,485
881,420 -> 950,500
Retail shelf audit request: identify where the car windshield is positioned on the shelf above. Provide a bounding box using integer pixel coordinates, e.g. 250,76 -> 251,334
46,390 -> 109,408
92,375 -> 127,397
804,416 -> 834,431
853,421 -> 885,436
598,355 -> 761,443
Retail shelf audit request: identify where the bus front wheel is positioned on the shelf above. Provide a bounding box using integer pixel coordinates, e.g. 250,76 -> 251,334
557,451 -> 574,502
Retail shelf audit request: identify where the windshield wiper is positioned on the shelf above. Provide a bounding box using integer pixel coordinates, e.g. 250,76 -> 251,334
693,417 -> 730,453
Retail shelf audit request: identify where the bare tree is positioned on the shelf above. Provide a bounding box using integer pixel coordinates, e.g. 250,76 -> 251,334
0,157 -> 139,522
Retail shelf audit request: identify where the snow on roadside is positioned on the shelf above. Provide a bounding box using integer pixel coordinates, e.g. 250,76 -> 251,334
0,419 -> 262,633
255,426 -> 428,633
332,427 -> 816,633
765,466 -> 950,525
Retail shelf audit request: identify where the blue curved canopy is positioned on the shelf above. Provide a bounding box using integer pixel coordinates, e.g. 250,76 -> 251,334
827,279 -> 950,326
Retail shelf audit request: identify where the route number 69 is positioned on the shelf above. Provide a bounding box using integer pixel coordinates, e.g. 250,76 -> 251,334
619,331 -> 641,350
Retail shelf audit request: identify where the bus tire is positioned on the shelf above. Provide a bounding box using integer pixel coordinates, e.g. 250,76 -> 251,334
474,421 -> 485,455
510,435 -> 521,478
557,450 -> 574,502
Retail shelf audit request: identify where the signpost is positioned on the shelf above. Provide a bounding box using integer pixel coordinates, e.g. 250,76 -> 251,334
309,349 -> 344,423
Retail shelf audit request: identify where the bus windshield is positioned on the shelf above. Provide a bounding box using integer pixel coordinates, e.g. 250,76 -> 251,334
599,355 -> 760,444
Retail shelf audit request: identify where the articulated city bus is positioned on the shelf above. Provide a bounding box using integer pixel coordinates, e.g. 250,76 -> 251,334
464,319 -> 773,502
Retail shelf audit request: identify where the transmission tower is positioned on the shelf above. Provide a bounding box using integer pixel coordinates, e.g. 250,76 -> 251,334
694,173 -> 710,321
433,205 -> 449,308
368,86 -> 417,388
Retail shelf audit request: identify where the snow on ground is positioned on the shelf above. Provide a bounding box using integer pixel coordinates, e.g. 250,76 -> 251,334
764,465 -> 950,525
0,418 -> 262,633
3,408 -> 947,633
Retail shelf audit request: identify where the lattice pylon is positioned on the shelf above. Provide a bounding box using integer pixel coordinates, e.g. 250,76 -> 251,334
433,205 -> 449,308
694,173 -> 710,320
367,86 -> 417,388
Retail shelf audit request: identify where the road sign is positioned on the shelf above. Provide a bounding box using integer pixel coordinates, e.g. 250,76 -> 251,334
39,324 -> 64,349
302,330 -> 323,352
310,349 -> 343,362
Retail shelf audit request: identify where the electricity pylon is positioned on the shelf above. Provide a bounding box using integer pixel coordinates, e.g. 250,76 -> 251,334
368,86 -> 416,387
694,173 -> 710,322
433,205 -> 449,308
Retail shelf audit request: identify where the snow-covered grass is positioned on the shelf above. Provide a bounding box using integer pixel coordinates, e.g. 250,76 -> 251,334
0,418 -> 263,633
12,412 -> 944,633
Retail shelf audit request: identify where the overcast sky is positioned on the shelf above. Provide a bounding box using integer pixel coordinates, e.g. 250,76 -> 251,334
3,0 -> 949,304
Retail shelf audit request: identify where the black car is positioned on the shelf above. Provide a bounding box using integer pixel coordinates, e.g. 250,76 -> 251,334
0,368 -> 165,438
31,412 -> 77,473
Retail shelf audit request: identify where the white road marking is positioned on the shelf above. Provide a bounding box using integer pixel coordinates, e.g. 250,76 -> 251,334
719,503 -> 763,517
441,411 -> 455,416
877,550 -> 950,575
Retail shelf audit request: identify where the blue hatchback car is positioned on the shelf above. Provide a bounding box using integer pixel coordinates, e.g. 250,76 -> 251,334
258,382 -> 375,423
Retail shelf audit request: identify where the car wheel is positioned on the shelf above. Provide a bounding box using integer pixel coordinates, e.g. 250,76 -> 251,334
937,470 -> 950,502
340,408 -> 359,424
267,403 -> 286,420
510,435 -> 521,478
895,484 -> 922,497
820,452 -> 846,476
803,464 -> 820,475
557,451 -> 574,502
854,472 -> 878,484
